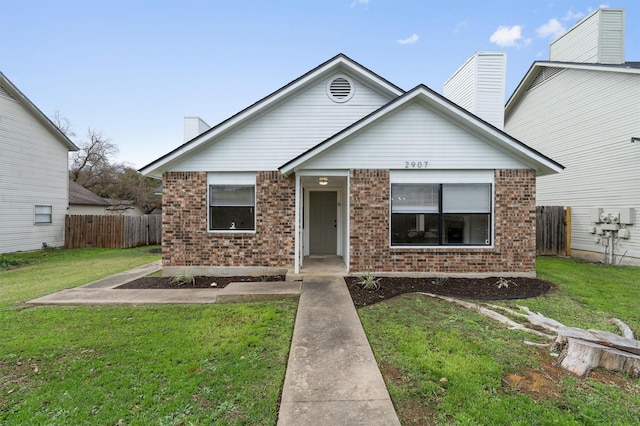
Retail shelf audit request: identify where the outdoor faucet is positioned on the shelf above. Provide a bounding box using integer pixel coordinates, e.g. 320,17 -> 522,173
230,222 -> 236,230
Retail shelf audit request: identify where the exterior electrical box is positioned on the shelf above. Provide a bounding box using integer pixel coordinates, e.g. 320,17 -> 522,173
619,208 -> 634,225
619,229 -> 631,239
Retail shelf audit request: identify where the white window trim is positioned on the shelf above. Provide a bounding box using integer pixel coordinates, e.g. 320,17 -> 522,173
389,170 -> 495,249
207,172 -> 257,233
34,205 -> 52,225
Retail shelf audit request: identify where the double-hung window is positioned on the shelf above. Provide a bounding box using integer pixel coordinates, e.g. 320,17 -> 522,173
34,205 -> 52,224
208,173 -> 256,231
390,172 -> 492,247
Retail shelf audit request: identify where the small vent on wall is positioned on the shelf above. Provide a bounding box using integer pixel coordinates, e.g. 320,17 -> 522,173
327,75 -> 354,103
527,67 -> 563,91
0,84 -> 16,100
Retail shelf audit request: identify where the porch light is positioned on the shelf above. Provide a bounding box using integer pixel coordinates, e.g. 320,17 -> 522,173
318,177 -> 329,186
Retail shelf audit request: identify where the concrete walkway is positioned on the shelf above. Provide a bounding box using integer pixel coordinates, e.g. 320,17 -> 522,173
277,275 -> 400,425
26,261 -> 400,425
26,261 -> 302,305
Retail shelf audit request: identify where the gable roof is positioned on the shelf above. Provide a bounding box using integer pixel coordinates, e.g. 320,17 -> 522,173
505,61 -> 640,115
280,85 -> 564,176
69,180 -> 110,206
139,54 -> 405,178
0,71 -> 78,151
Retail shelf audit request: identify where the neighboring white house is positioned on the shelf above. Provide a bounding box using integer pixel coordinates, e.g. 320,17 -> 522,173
504,8 -> 640,265
68,180 -> 111,215
0,71 -> 78,253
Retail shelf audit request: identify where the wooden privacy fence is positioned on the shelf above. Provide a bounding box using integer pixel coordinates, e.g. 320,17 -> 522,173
65,215 -> 161,249
536,206 -> 571,256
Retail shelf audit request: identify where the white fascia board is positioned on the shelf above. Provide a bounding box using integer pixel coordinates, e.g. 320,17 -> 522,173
0,72 -> 78,151
506,61 -> 640,115
427,91 -> 563,175
139,55 -> 404,178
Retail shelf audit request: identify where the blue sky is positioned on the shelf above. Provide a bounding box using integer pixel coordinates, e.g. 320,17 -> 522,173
2,0 -> 639,170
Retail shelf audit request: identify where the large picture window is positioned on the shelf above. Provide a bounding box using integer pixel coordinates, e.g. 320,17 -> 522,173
209,185 -> 255,231
391,183 -> 491,246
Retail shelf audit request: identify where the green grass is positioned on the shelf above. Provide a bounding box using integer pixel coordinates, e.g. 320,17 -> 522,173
360,257 -> 640,425
0,247 -> 297,425
0,247 -> 160,308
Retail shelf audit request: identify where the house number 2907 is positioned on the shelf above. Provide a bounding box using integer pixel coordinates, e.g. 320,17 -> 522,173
405,161 -> 428,168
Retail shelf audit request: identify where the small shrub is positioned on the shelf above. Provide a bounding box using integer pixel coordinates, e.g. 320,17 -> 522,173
432,277 -> 448,286
496,277 -> 511,289
171,269 -> 195,286
358,272 -> 382,291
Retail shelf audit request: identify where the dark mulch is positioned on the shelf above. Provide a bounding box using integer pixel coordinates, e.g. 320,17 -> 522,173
117,273 -> 554,309
344,276 -> 555,308
117,275 -> 287,289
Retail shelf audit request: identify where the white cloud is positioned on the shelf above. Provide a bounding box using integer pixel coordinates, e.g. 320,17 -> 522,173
562,9 -> 585,22
489,25 -> 528,48
536,18 -> 566,39
350,0 -> 369,7
397,33 -> 419,45
454,20 -> 469,34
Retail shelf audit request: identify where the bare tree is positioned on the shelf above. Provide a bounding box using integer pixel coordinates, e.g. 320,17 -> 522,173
51,110 -> 76,139
69,129 -> 124,196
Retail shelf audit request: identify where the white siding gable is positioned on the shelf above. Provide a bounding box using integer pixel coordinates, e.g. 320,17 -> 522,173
550,8 -> 625,64
171,74 -> 392,172
0,91 -> 70,253
301,102 -> 526,171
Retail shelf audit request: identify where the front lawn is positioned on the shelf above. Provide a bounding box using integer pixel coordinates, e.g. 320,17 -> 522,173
360,257 -> 640,425
0,247 -> 297,425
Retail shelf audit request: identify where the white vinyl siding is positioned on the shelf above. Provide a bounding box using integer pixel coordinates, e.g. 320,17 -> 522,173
505,68 -> 640,260
171,76 -> 392,172
550,9 -> 624,64
0,92 -> 70,253
302,103 -> 527,170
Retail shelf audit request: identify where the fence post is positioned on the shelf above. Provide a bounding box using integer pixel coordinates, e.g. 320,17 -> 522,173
565,206 -> 572,257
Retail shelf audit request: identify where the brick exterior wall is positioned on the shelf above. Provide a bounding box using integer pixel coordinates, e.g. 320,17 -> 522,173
349,169 -> 536,274
163,168 -> 536,275
162,171 -> 295,267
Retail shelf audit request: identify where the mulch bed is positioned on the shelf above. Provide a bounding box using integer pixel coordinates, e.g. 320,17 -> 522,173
344,276 -> 555,308
117,274 -> 554,309
117,275 -> 287,289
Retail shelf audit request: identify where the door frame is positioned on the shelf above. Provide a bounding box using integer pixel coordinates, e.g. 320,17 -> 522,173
294,171 -> 349,274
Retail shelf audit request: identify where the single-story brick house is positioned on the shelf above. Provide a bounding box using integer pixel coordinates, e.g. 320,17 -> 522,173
140,54 -> 562,277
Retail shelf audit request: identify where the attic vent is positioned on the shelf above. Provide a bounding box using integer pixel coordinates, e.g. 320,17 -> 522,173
527,67 -> 563,91
0,85 -> 16,100
327,75 -> 354,103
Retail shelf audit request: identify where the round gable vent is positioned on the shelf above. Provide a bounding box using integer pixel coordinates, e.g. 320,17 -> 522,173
327,75 -> 354,103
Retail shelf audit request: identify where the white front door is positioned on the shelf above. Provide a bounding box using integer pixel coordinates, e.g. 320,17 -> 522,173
309,191 -> 338,254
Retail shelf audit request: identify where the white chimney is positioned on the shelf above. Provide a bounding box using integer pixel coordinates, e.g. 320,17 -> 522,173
183,116 -> 211,142
550,8 -> 625,65
443,51 -> 506,130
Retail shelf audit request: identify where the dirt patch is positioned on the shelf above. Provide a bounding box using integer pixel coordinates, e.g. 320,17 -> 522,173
345,276 -> 555,308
